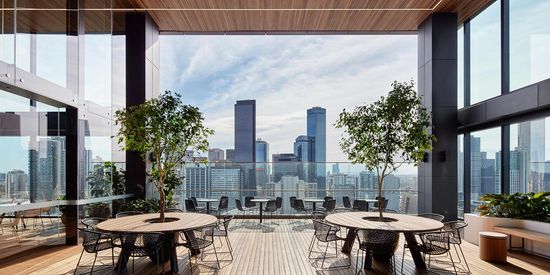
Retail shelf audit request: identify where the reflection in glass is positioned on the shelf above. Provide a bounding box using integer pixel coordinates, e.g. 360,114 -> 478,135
510,117 -> 550,193
0,89 -> 66,202
470,127 -> 501,211
458,27 -> 464,109
457,134 -> 464,218
510,0 -> 550,90
470,0 -> 501,104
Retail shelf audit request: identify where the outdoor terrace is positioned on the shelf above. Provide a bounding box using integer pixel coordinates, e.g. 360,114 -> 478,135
0,219 -> 548,275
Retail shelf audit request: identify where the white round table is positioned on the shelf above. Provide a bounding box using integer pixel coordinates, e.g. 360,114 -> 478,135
302,198 -> 325,211
196,198 -> 219,214
250,198 -> 271,223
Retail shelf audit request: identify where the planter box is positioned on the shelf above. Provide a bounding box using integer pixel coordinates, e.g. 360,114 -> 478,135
464,213 -> 550,257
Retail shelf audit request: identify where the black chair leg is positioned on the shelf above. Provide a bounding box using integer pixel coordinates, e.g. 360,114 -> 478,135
90,252 -> 98,275
74,248 -> 85,275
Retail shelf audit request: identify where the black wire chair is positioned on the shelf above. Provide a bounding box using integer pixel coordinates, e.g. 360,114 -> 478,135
210,215 -> 234,261
289,196 -> 297,214
418,213 -> 445,221
444,221 -> 470,273
294,199 -> 310,216
264,200 -> 278,224
81,217 -> 105,230
74,228 -> 115,275
355,229 -> 399,274
275,197 -> 283,213
324,199 -> 336,213
401,212 -> 446,273
353,200 -> 368,211
245,196 -> 257,208
180,225 -> 220,271
190,197 -> 207,212
185,199 -> 203,213
119,232 -> 165,274
418,230 -> 458,274
308,211 -> 329,254
115,211 -> 143,218
308,220 -> 350,269
212,196 -> 229,218
342,196 -> 352,209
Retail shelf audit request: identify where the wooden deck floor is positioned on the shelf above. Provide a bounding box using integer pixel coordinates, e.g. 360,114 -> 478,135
1,219 -> 549,275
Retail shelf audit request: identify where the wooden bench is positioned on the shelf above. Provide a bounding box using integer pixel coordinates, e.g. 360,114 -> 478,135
493,226 -> 550,252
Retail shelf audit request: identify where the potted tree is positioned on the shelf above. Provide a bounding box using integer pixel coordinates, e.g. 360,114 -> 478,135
336,80 -> 434,221
115,91 -> 212,222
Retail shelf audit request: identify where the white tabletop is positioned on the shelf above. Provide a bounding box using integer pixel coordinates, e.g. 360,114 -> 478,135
302,198 -> 325,202
196,198 -> 219,202
357,199 -> 378,203
250,198 -> 271,203
325,212 -> 443,233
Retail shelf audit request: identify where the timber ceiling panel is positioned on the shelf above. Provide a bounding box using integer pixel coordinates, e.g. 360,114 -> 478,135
125,0 -> 494,33
3,0 -> 494,34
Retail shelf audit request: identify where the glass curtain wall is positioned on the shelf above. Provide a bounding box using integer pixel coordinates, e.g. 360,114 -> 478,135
469,0 -> 501,105
0,0 -> 126,257
510,117 -> 550,193
470,128 -> 501,211
458,0 -> 550,215
509,0 -> 550,90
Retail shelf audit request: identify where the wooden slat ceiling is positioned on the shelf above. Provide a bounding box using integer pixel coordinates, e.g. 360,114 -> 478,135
3,0 -> 494,34
125,0 -> 495,33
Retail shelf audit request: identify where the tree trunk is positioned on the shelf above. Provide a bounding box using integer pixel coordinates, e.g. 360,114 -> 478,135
159,179 -> 166,223
378,176 -> 384,220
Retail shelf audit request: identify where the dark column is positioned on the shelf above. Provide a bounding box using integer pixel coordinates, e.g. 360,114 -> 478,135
65,107 -> 79,245
125,12 -> 160,199
418,13 -> 458,220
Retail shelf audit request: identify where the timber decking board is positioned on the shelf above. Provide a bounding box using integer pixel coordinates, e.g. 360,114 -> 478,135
0,219 -> 549,275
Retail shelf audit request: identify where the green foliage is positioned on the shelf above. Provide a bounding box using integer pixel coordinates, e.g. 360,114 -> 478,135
478,192 -> 550,223
117,198 -> 178,214
335,80 -> 435,218
86,162 -> 126,198
115,91 -> 212,221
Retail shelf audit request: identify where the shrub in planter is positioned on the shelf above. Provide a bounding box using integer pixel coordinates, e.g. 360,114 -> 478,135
478,192 -> 550,223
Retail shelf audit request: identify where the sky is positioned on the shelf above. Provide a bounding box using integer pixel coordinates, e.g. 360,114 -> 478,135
160,35 -> 417,163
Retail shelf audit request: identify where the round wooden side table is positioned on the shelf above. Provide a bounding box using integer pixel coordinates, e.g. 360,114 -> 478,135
479,231 -> 508,262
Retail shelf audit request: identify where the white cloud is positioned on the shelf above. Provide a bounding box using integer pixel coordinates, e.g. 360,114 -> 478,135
160,35 -> 417,163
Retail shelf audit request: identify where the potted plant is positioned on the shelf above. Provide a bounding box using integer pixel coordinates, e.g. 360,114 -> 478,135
115,91 -> 212,222
336,80 -> 435,220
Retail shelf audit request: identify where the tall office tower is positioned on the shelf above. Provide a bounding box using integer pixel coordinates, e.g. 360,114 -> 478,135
272,153 -> 299,182
28,138 -> 66,201
226,149 -> 235,162
255,139 -> 269,188
235,100 -> 256,162
307,107 -> 326,196
6,169 -> 28,199
210,166 -> 242,209
235,100 -> 256,195
480,152 -> 497,195
208,148 -> 225,162
293,135 -> 315,182
185,166 -> 209,199
470,136 -> 481,199
518,120 -> 546,192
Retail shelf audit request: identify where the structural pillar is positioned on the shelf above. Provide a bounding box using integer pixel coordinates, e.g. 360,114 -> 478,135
125,12 -> 160,199
417,13 -> 458,220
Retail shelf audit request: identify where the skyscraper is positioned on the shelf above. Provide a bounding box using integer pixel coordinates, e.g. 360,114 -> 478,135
255,139 -> 269,187
293,135 -> 315,182
272,153 -> 299,182
307,107 -> 326,196
234,100 -> 256,163
208,148 -> 225,162
234,100 -> 256,195
226,149 -> 235,162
